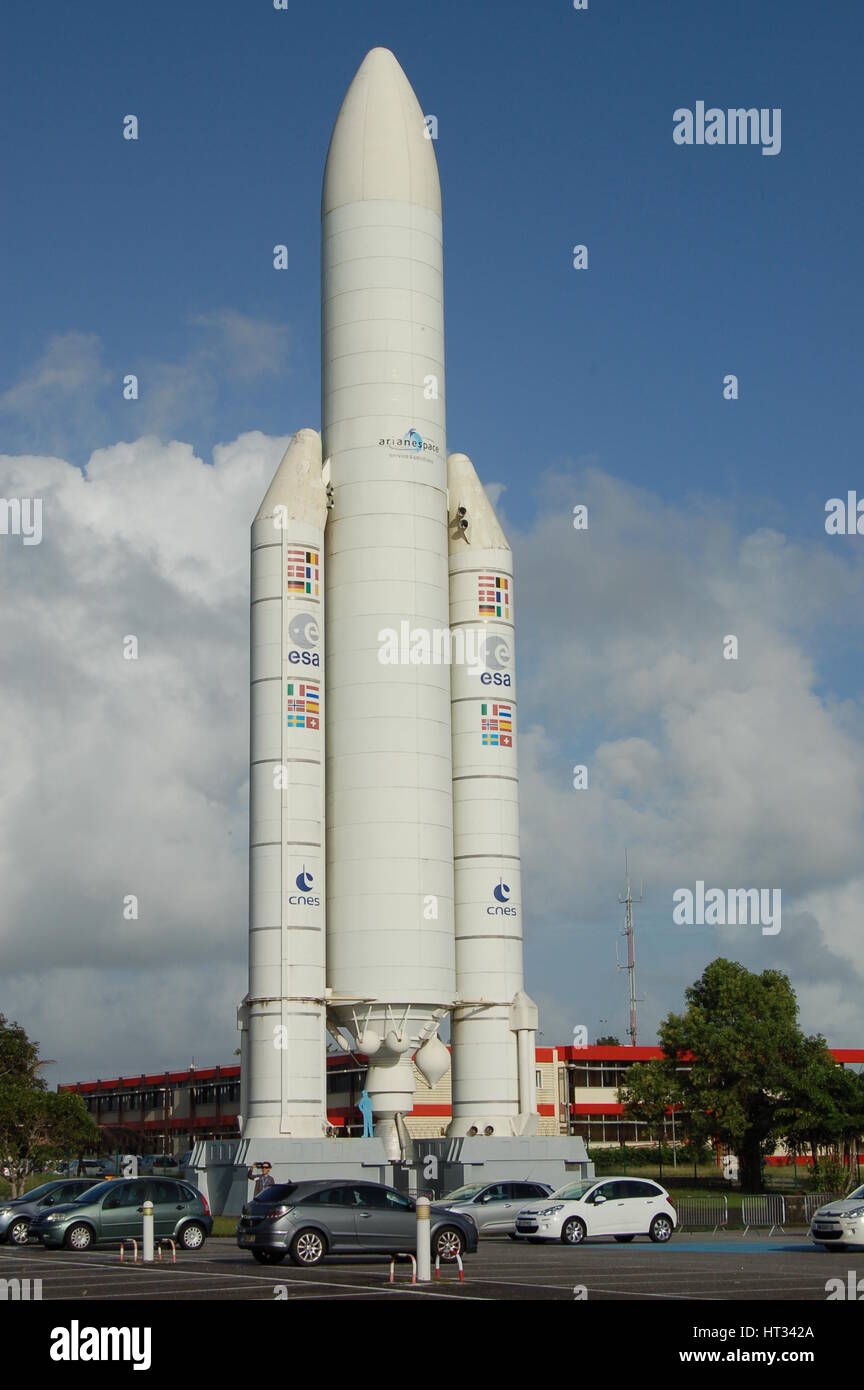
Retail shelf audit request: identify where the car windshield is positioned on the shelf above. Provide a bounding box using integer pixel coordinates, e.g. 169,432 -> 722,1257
254,1183 -> 299,1204
442,1184 -> 486,1202
15,1182 -> 61,1203
845,1185 -> 864,1201
551,1181 -> 597,1201
68,1180 -> 115,1205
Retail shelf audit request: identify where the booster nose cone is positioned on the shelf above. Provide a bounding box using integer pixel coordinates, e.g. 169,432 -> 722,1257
447,452 -> 509,551
254,429 -> 326,528
322,47 -> 441,215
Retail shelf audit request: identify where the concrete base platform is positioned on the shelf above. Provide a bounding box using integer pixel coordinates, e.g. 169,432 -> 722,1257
410,1135 -> 594,1198
189,1137 -> 395,1216
190,1133 -> 594,1216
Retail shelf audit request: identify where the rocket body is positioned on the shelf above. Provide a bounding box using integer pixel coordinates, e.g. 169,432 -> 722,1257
241,49 -> 536,1151
321,49 -> 455,1150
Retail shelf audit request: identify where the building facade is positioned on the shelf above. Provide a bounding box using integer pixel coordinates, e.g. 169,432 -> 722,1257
61,1043 -> 864,1158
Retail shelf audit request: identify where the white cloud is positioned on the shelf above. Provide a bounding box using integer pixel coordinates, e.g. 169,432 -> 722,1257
1,442 -> 862,1083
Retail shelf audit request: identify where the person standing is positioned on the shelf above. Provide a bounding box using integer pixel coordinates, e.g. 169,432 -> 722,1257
247,1161 -> 275,1196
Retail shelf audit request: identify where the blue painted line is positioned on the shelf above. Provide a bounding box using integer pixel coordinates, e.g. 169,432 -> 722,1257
577,1240 -> 815,1254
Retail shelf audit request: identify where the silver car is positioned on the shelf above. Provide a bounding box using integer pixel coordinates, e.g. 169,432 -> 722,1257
442,1180 -> 554,1235
0,1179 -> 100,1246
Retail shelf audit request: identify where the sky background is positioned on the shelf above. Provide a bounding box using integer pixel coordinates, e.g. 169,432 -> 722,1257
1,0 -> 863,1086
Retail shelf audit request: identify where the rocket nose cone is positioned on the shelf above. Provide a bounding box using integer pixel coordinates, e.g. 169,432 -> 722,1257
447,451 -> 510,552
322,47 -> 441,216
254,429 -> 325,527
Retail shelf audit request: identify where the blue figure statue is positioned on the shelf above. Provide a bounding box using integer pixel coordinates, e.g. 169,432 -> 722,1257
358,1088 -> 374,1139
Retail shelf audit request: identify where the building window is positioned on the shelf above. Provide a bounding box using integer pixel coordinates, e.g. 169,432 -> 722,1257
535,1070 -> 542,1088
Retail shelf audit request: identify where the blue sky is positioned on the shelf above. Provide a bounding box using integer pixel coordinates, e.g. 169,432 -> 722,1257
3,0 -> 861,521
2,0 -> 863,1077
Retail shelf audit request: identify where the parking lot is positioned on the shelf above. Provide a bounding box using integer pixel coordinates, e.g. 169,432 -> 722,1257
1,1232 -> 858,1301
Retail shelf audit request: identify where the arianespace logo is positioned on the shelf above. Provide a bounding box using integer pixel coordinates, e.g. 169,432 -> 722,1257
379,427 -> 440,457
289,867 -> 320,907
488,879 -> 517,917
288,612 -> 320,667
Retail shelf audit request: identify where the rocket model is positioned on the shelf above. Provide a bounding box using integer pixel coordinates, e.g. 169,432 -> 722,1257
239,49 -> 538,1159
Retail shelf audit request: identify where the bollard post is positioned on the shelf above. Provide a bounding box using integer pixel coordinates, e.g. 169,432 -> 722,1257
416,1196 -> 431,1283
142,1200 -> 154,1263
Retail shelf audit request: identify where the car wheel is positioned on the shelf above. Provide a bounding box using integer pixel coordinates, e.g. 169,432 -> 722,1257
614,1234 -> 635,1243
179,1222 -> 207,1251
8,1218 -> 31,1246
252,1248 -> 286,1264
508,1233 -> 519,1241
65,1223 -> 94,1251
434,1227 -> 465,1262
649,1215 -> 674,1243
290,1228 -> 327,1267
562,1217 -> 587,1245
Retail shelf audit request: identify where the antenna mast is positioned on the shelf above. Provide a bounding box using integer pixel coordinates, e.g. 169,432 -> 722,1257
616,850 -> 644,1045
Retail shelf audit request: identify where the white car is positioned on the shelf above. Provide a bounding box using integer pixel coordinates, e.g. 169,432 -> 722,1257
810,1184 -> 864,1250
514,1177 -> 676,1246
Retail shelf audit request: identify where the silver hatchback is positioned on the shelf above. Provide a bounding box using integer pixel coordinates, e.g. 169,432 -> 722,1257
441,1180 -> 554,1235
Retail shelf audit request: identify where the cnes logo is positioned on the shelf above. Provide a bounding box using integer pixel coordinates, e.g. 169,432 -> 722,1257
826,1272 -> 864,1301
49,1321 -> 151,1371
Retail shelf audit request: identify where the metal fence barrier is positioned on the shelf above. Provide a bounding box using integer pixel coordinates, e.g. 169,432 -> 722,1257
674,1196 -> 728,1233
742,1194 -> 786,1236
803,1193 -> 845,1224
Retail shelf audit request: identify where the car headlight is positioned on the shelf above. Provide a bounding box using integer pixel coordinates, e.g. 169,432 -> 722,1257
842,1206 -> 864,1219
538,1204 -> 565,1216
45,1213 -> 63,1223
0,1208 -> 14,1217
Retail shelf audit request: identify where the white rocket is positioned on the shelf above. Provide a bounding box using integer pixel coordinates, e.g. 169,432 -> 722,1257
239,49 -> 538,1158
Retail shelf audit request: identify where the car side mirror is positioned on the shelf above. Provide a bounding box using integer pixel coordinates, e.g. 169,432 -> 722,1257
481,1194 -> 495,1204
594,1194 -> 606,1204
44,1197 -> 54,1206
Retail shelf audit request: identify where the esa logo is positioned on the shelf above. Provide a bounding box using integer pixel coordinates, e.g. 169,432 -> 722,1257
289,868 -> 320,907
487,880 -> 517,917
479,634 -> 511,687
288,612 -> 320,668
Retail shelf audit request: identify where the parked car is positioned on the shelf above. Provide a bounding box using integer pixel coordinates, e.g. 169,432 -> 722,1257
514,1177 -> 676,1245
237,1179 -> 478,1267
0,1180 -> 101,1246
139,1154 -> 179,1172
810,1184 -> 864,1250
441,1180 -> 554,1235
30,1176 -> 212,1251
64,1159 -> 117,1179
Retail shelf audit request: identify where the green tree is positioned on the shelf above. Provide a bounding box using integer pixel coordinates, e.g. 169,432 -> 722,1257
596,1035 -> 621,1046
0,1016 -> 98,1195
0,1013 -> 46,1089
659,959 -> 819,1191
620,1060 -> 683,1178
